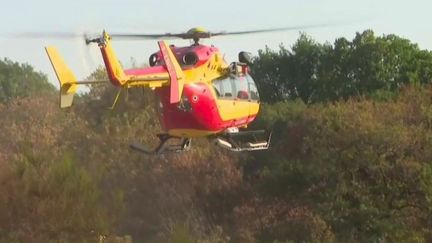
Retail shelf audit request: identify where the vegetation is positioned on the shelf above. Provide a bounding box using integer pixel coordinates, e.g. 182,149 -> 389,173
252,30 -> 432,103
1,30 -> 432,242
0,58 -> 55,103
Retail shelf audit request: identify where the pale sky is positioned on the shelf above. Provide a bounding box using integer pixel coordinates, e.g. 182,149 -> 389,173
0,0 -> 431,86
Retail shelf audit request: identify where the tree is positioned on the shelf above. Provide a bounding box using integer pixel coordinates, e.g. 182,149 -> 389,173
252,30 -> 432,103
0,58 -> 55,103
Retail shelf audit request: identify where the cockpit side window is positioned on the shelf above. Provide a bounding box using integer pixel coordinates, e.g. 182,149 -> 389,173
248,81 -> 260,101
213,80 -> 223,97
221,78 -> 234,98
213,76 -> 234,99
246,74 -> 260,101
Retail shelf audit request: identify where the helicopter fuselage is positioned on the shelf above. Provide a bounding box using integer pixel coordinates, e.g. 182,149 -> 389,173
123,44 -> 260,138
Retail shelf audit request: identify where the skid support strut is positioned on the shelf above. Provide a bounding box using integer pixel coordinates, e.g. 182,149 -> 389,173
130,134 -> 191,155
214,130 -> 271,152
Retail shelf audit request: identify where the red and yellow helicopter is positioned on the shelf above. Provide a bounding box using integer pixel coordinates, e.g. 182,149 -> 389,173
44,27 -> 310,154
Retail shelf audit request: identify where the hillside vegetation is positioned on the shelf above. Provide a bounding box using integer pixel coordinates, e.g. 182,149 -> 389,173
1,30 -> 432,242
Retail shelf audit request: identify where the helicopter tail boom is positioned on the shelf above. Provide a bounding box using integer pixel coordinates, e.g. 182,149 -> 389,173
98,32 -> 185,103
46,31 -> 186,109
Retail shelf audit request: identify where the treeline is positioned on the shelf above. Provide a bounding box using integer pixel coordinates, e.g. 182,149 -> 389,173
1,30 -> 432,242
253,30 -> 432,103
0,58 -> 55,102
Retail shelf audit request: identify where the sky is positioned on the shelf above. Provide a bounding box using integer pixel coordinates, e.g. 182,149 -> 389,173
0,0 -> 431,86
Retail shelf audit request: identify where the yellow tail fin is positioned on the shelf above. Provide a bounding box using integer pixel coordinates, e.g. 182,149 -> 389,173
158,40 -> 185,103
45,46 -> 77,108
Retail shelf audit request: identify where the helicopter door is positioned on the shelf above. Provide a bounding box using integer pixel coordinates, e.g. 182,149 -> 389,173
213,77 -> 239,124
213,76 -> 235,123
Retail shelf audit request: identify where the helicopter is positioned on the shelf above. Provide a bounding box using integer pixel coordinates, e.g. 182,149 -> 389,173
44,26 -> 318,154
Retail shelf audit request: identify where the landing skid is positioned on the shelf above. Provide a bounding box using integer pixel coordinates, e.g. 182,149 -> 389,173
130,130 -> 271,155
130,134 -> 191,155
214,130 -> 271,152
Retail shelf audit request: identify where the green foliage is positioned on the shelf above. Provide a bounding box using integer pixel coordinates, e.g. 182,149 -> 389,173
0,58 -> 55,103
0,96 -> 117,242
0,155 -> 108,242
252,30 -> 432,103
166,225 -> 197,243
249,87 -> 432,242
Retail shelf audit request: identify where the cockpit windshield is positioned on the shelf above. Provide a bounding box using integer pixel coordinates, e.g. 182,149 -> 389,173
213,74 -> 259,101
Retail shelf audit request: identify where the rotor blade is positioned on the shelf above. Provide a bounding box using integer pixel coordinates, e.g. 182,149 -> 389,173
13,32 -> 101,45
12,32 -> 180,40
109,33 -> 184,40
11,23 -> 333,41
210,24 -> 332,37
109,23 -> 334,40
14,32 -> 86,39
